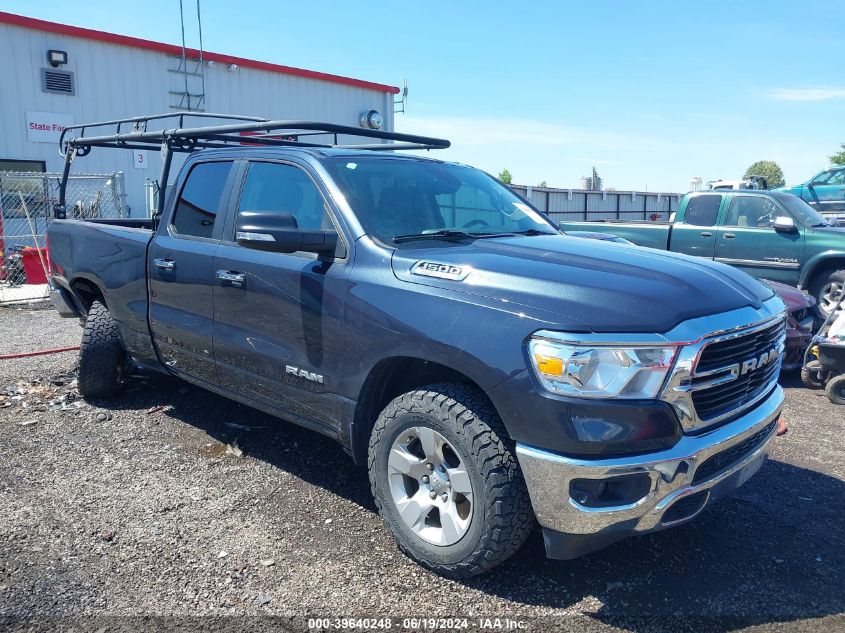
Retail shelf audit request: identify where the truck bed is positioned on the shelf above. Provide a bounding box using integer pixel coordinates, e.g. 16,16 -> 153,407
48,219 -> 155,363
560,220 -> 672,250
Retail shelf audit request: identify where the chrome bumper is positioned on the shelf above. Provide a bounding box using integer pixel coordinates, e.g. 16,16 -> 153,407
516,385 -> 783,559
49,282 -> 80,318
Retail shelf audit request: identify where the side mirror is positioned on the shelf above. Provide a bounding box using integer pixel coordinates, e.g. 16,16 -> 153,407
236,210 -> 338,254
773,216 -> 797,233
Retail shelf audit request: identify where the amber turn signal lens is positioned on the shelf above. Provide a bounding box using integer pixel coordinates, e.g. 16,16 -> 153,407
534,354 -> 563,376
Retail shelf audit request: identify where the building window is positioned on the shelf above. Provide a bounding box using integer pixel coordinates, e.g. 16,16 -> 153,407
0,159 -> 46,173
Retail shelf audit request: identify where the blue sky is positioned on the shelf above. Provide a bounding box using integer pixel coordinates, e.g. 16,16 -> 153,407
6,0 -> 844,191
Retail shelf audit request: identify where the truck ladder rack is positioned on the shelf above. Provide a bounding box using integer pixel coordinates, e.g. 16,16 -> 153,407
55,112 -> 450,220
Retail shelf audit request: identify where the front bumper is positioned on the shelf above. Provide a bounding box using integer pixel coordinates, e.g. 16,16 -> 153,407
516,384 -> 783,559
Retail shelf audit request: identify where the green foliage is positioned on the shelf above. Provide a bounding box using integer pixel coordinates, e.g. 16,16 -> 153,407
498,169 -> 512,184
537,180 -> 548,188
830,143 -> 845,166
743,160 -> 785,188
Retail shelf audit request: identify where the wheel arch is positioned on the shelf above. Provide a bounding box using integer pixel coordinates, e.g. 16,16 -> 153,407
799,252 -> 845,290
68,274 -> 109,315
349,356 -> 497,466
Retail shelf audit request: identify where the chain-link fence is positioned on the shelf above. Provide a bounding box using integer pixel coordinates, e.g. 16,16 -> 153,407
0,171 -> 125,303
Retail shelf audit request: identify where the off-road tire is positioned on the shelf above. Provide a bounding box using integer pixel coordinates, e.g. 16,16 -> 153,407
825,375 -> 845,405
801,366 -> 826,390
78,300 -> 125,399
368,383 -> 534,578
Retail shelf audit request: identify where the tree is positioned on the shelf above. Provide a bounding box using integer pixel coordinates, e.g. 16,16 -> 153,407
537,180 -> 548,188
744,160 -> 785,188
830,143 -> 845,166
497,169 -> 512,184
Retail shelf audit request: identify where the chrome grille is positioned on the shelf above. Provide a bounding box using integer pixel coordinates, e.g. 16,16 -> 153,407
696,320 -> 785,374
690,319 -> 785,423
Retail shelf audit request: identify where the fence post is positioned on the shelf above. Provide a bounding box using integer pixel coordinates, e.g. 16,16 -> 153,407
113,171 -> 127,218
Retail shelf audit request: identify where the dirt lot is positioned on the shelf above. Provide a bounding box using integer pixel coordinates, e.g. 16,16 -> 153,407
0,306 -> 843,632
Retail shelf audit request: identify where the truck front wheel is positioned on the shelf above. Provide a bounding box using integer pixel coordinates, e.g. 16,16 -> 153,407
78,299 -> 126,399
367,384 -> 534,578
809,268 -> 845,318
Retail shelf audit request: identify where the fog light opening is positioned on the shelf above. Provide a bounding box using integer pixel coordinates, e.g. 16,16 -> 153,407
569,473 -> 652,509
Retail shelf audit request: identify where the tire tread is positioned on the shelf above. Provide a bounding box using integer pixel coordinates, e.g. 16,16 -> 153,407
77,300 -> 124,399
367,383 -> 534,579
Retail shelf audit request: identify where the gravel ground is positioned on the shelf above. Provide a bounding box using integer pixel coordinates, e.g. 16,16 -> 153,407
0,306 -> 843,632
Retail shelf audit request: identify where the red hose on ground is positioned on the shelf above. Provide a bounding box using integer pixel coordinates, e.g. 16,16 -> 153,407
0,346 -> 80,359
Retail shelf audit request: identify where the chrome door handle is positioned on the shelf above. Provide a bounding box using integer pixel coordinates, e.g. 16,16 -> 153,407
700,231 -> 713,237
153,258 -> 176,270
723,233 -> 736,239
217,270 -> 246,287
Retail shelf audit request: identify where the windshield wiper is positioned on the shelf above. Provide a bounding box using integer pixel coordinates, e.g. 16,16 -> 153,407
511,228 -> 557,236
393,230 -> 515,244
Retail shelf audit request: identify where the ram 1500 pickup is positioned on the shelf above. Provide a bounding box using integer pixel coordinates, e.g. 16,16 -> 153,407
562,189 -> 845,316
49,115 -> 786,578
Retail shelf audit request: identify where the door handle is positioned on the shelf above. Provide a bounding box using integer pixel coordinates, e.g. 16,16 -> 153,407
723,233 -> 736,239
217,270 -> 246,287
700,231 -> 713,238
153,258 -> 176,271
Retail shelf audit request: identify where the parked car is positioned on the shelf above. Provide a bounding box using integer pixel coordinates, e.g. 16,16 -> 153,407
49,113 -> 786,578
775,166 -> 845,220
561,189 -> 845,316
564,231 -> 816,369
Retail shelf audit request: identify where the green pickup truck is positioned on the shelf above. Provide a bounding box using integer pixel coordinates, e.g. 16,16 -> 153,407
560,190 -> 845,315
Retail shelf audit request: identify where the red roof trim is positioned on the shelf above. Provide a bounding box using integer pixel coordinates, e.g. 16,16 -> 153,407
0,11 -> 400,94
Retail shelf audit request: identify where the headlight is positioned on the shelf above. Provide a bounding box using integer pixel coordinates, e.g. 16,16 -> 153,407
528,336 -> 677,399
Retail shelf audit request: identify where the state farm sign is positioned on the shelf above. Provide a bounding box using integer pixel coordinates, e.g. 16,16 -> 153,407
26,111 -> 74,144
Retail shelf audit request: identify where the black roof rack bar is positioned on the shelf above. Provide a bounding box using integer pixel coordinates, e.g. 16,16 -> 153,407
336,142 -> 446,152
61,116 -> 450,155
168,119 -> 449,148
59,111 -> 271,155
55,112 -> 451,223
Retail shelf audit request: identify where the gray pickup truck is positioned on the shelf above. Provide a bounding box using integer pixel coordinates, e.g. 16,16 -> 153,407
48,113 -> 786,577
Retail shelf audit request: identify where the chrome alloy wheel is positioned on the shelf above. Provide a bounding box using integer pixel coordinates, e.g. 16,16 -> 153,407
387,426 -> 474,546
820,280 -> 844,316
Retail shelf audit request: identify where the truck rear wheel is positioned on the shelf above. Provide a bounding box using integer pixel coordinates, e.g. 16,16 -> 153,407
809,268 -> 845,318
78,300 -> 125,399
367,383 -> 534,578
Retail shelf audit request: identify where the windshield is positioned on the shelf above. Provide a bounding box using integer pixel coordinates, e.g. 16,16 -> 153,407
810,168 -> 845,185
776,193 -> 830,226
322,157 -> 557,244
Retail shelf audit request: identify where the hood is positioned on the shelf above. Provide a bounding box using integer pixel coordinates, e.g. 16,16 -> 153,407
391,235 -> 774,334
760,279 -> 815,311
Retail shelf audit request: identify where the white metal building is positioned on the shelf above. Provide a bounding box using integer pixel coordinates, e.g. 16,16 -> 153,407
0,11 -> 399,216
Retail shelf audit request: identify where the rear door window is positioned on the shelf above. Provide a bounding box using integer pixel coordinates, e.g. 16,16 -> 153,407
683,195 -> 722,227
171,161 -> 234,238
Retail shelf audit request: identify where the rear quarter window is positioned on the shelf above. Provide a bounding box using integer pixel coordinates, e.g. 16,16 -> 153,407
683,195 -> 722,227
171,161 -> 234,238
